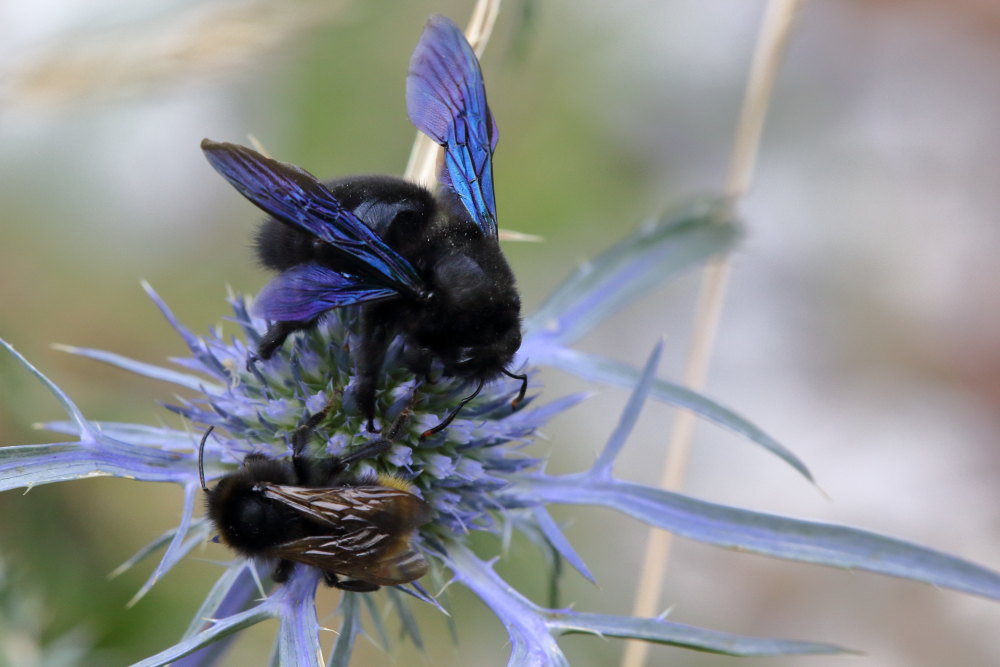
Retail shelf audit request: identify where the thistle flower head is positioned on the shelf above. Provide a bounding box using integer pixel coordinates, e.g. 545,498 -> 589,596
171,290 -> 559,543
4,199 -> 1000,666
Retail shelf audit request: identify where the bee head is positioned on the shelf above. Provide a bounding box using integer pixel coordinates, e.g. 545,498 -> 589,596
199,429 -> 304,553
448,329 -> 521,379
205,456 -> 301,554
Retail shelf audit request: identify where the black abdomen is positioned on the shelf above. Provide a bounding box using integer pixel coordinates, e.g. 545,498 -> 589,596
254,175 -> 438,273
256,219 -> 316,271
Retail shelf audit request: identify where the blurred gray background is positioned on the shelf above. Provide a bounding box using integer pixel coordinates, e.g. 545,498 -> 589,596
2,0 -> 999,665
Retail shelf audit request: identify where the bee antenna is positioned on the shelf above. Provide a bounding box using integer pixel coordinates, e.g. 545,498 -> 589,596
198,426 -> 216,493
501,368 -> 528,409
421,378 -> 485,439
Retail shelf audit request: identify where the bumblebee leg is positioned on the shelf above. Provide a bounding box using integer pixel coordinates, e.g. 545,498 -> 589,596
290,402 -> 354,484
320,572 -> 379,592
384,404 -> 414,441
400,341 -> 434,383
255,320 -> 309,363
291,402 -> 334,456
335,401 -> 414,468
338,436 -> 392,467
272,559 -> 294,584
357,313 -> 390,432
335,579 -> 381,593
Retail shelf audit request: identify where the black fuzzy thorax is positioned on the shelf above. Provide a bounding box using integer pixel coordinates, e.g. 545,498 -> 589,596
206,454 -> 344,556
379,219 -> 521,380
254,174 -> 522,383
207,458 -> 295,555
255,176 -> 435,277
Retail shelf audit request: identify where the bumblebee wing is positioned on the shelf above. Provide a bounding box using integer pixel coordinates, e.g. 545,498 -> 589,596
260,483 -> 432,531
202,140 -> 423,295
261,483 -> 432,586
252,263 -> 400,321
278,529 -> 429,587
407,15 -> 499,239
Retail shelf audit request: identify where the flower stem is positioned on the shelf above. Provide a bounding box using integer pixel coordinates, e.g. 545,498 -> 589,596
621,2 -> 804,666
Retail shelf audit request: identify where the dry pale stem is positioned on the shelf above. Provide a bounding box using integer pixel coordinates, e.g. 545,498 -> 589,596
621,2 -> 805,666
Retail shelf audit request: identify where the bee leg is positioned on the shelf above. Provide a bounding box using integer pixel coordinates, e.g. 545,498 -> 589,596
245,351 -> 261,370
421,378 -> 484,438
357,314 -> 390,433
320,572 -> 379,592
291,402 -> 334,456
400,342 -> 434,383
272,559 -> 294,584
334,402 -> 415,468
291,423 -> 341,484
256,320 -> 308,362
337,436 -> 393,468
334,579 -> 380,593
384,404 -> 415,441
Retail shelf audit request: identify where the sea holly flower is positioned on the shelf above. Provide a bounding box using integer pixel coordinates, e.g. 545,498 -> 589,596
4,200 -> 1000,666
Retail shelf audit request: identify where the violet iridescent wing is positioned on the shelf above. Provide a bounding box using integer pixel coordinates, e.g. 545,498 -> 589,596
252,263 -> 400,322
201,139 -> 423,295
406,14 -> 499,239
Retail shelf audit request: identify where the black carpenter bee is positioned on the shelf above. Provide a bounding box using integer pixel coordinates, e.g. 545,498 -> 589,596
198,426 -> 432,592
201,15 -> 526,437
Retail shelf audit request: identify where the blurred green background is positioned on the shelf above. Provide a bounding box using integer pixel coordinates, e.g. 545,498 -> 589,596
3,1 -> 1000,665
